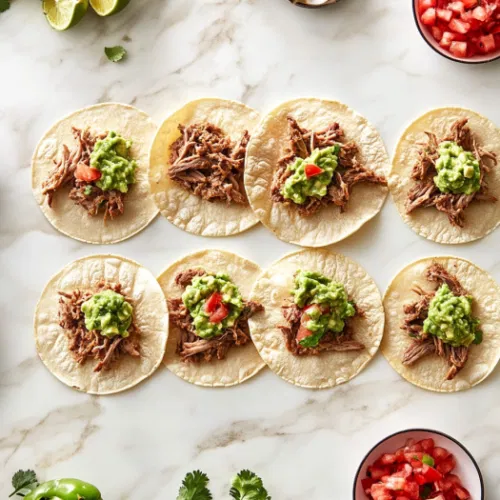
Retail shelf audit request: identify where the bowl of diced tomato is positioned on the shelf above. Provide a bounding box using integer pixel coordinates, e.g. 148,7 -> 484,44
414,0 -> 500,63
353,429 -> 484,499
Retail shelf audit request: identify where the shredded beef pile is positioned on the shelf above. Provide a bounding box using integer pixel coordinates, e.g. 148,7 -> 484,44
167,269 -> 264,363
278,302 -> 365,356
405,118 -> 497,227
42,127 -> 125,220
271,116 -> 387,217
168,122 -> 250,205
58,281 -> 140,373
401,263 -> 478,381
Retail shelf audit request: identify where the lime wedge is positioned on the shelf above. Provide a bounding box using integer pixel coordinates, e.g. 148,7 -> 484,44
90,0 -> 130,16
43,0 -> 89,31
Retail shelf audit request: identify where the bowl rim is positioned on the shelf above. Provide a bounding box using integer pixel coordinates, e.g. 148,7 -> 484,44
352,427 -> 485,500
411,0 -> 500,65
289,0 -> 339,8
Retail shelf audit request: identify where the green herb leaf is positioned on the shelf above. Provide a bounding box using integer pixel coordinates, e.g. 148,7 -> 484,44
473,329 -> 483,345
104,46 -> 127,63
422,454 -> 435,467
84,185 -> 93,196
10,470 -> 39,497
177,470 -> 212,500
230,470 -> 271,500
0,0 -> 10,13
420,484 -> 432,499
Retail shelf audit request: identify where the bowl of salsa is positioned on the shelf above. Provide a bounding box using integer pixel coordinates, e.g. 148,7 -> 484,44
413,0 -> 500,63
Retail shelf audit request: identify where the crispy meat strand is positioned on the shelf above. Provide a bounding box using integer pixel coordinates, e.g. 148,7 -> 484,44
271,116 -> 387,216
405,118 -> 497,227
168,122 -> 250,205
41,127 -> 126,220
58,281 -> 140,373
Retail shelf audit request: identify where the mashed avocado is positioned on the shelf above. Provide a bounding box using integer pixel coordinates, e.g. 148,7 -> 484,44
90,131 -> 137,193
182,273 -> 244,338
292,270 -> 355,347
281,146 -> 340,204
423,284 -> 482,347
434,141 -> 480,195
81,289 -> 133,338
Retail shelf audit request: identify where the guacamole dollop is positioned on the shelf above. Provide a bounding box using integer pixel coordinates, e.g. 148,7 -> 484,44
81,289 -> 133,338
90,131 -> 137,193
182,273 -> 244,339
281,146 -> 340,204
434,141 -> 480,195
292,270 -> 355,347
423,284 -> 482,347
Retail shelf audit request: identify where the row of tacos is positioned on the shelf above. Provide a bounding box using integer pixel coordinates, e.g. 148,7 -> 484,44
34,249 -> 500,395
32,99 -> 500,247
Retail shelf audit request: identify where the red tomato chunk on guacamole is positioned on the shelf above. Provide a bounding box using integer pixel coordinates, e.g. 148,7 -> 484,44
362,438 -> 471,500
418,0 -> 500,59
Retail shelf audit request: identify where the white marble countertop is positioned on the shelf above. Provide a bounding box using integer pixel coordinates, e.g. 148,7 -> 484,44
1,1 -> 499,498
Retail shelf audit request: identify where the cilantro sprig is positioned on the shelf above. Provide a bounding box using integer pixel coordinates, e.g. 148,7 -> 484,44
230,470 -> 271,500
176,470 -> 213,500
9,470 -> 39,497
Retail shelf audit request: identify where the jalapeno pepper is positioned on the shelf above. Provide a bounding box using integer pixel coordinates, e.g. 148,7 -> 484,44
23,478 -> 102,500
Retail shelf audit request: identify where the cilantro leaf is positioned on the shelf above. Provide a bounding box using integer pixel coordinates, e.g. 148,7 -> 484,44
176,470 -> 212,500
230,470 -> 271,500
0,0 -> 10,13
104,46 -> 127,63
10,470 -> 39,497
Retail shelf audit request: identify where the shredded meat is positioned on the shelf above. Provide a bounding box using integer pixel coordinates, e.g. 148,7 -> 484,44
167,270 -> 264,363
168,122 -> 250,205
279,302 -> 365,356
405,118 -> 497,227
271,116 -> 387,216
58,281 -> 140,373
41,127 -> 126,220
401,262 -> 479,380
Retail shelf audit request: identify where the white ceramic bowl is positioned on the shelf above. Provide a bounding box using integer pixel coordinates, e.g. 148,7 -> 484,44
353,428 -> 484,499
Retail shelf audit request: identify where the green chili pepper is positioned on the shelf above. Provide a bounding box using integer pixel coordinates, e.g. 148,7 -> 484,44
23,478 -> 102,500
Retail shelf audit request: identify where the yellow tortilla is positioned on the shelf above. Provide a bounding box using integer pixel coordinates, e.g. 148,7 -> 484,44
149,98 -> 261,237
390,107 -> 500,244
34,255 -> 169,395
382,256 -> 500,392
32,103 -> 158,244
248,249 -> 384,389
244,98 -> 390,247
157,249 -> 266,387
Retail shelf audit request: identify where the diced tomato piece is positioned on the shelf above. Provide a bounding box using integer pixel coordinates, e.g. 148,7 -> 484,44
75,164 -> 101,182
449,18 -> 471,33
436,455 -> 456,475
472,6 -> 489,21
454,485 -> 471,499
419,0 -> 436,12
478,34 -> 496,52
432,25 -> 443,39
403,480 -> 419,500
414,473 -> 427,485
395,448 -> 406,463
440,31 -> 456,47
432,447 -> 451,464
404,451 -> 424,467
437,8 -> 453,21
406,443 -> 423,453
361,477 -> 376,493
450,40 -> 468,56
304,163 -> 323,178
395,497 -> 411,500
204,292 -> 223,313
422,464 -> 443,482
369,466 -> 392,481
370,483 -> 392,500
421,8 -> 437,25
448,2 -> 465,14
380,453 -> 398,465
383,475 -> 407,490
393,464 -> 413,478
462,0 -> 478,8
209,302 -> 229,323
418,438 -> 435,453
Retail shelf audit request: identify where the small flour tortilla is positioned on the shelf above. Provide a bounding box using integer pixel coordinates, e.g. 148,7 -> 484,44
390,107 -> 500,244
158,249 -> 265,387
248,249 -> 384,389
32,103 -> 158,244
244,98 -> 390,247
34,255 -> 169,395
149,98 -> 261,237
382,256 -> 500,393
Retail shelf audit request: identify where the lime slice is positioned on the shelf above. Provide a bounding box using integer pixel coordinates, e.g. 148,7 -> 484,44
90,0 -> 130,16
43,0 -> 89,31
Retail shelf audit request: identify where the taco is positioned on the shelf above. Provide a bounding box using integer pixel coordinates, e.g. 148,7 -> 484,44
32,103 -> 158,244
382,256 -> 500,392
34,255 -> 169,395
244,98 -> 390,247
149,98 -> 261,237
391,107 -> 500,244
157,249 -> 266,387
248,249 -> 384,389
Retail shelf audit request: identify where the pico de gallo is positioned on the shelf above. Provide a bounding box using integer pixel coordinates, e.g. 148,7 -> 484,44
362,437 -> 471,500
417,0 -> 500,59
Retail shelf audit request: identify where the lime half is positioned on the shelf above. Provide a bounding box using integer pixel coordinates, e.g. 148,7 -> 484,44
43,0 -> 89,31
90,0 -> 130,16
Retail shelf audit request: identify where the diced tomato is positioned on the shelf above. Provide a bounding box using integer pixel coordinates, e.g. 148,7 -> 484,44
209,302 -> 229,323
395,448 -> 406,463
304,163 -> 323,178
432,25 -> 444,39
419,0 -> 437,13
296,325 -> 313,343
436,455 -> 457,475
414,473 -> 427,485
406,443 -> 423,453
437,8 -> 453,21
472,5 -> 489,21
75,164 -> 101,182
361,477 -> 375,492
440,31 -> 456,47
421,8 -> 437,25
382,475 -> 407,490
432,447 -> 451,464
404,451 -> 424,467
449,40 -> 468,56
379,453 -> 398,465
369,466 -> 392,481
418,438 -> 435,453
478,34 -> 496,52
204,292 -> 223,313
449,18 -> 471,33
395,497 -> 411,500
462,0 -> 478,8
422,464 -> 443,482
448,2 -> 465,14
370,483 -> 392,500
454,485 -> 471,499
403,480 -> 419,499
